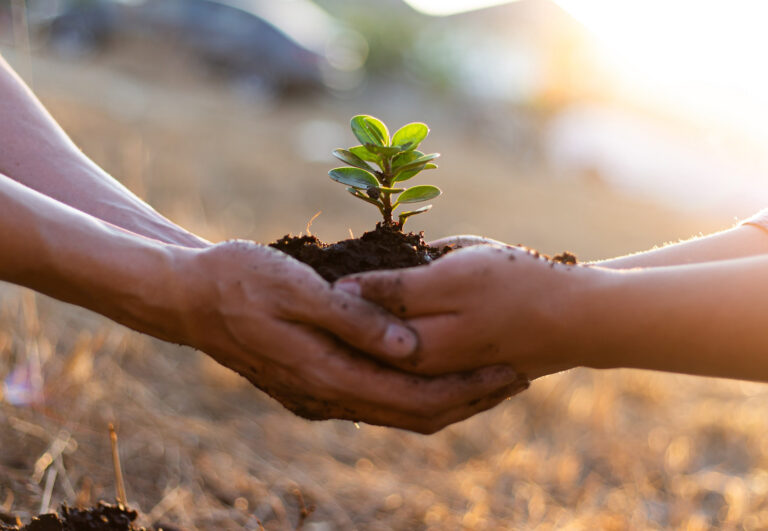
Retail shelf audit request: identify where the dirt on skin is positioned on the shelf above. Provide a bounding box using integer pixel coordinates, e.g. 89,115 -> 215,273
0,503 -> 167,531
551,251 -> 578,265
270,223 -> 449,282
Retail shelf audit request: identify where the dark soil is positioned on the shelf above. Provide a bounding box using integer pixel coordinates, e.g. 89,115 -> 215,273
0,503 -> 163,531
270,223 -> 449,282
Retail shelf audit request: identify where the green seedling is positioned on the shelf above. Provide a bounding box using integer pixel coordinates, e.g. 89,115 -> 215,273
329,115 -> 441,228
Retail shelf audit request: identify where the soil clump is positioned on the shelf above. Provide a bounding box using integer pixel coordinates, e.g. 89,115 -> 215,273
270,223 -> 449,282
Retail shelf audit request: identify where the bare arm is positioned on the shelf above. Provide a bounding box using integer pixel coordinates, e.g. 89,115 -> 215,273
433,224 -> 768,270
0,55 -> 208,248
594,224 -> 768,269
578,256 -> 768,381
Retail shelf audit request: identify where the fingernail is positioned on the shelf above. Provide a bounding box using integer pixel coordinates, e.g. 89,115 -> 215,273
383,324 -> 418,358
334,281 -> 361,296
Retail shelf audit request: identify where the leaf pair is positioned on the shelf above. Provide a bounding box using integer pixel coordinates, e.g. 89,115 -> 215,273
328,115 -> 442,227
350,115 -> 429,153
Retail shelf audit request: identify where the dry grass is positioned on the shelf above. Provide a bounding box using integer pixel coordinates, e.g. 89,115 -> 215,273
2,47 -> 767,530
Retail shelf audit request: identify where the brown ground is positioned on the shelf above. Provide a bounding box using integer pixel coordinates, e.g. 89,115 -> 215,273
2,46 -> 767,530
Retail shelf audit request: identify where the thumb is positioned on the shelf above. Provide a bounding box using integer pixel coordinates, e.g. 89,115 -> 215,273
335,266 -> 441,316
293,282 -> 420,360
427,235 -> 507,249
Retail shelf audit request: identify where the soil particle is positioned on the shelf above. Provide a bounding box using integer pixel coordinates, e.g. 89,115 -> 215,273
551,251 -> 578,265
270,223 -> 448,282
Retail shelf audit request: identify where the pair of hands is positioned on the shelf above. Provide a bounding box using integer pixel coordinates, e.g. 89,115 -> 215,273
171,236 -> 586,433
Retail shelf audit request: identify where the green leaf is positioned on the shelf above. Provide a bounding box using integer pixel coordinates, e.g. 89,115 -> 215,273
329,167 -> 379,189
349,145 -> 380,163
364,143 -> 403,158
377,186 -> 405,193
391,150 -> 433,182
398,205 -> 432,226
332,149 -> 374,172
392,122 -> 428,151
392,163 -> 437,183
392,150 -> 425,170
351,115 -> 389,147
392,153 -> 440,181
395,185 -> 441,205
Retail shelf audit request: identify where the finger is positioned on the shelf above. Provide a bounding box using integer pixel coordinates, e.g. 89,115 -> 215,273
368,364 -> 526,417
335,266 -> 453,317
403,315 -> 575,379
407,378 -> 529,434
258,323 -> 531,431
330,378 -> 529,434
254,369 -> 528,435
289,283 -> 420,360
399,314 -> 483,374
292,328 -> 526,415
428,235 -> 507,249
261,346 -> 530,433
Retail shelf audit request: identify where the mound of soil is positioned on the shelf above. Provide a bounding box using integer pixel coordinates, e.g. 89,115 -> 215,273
0,502 -> 161,531
270,223 -> 449,282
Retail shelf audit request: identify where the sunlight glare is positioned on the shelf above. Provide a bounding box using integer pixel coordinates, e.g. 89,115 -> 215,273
555,0 -> 768,141
403,0 -> 518,16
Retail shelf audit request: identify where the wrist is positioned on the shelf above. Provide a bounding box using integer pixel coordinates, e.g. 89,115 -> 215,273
557,266 -> 627,370
42,227 -> 190,342
116,244 -> 194,342
502,263 -> 618,376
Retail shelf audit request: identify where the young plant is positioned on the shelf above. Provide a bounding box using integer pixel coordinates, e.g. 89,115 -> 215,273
329,115 -> 441,228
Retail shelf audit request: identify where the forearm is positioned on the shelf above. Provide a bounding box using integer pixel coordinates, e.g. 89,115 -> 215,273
0,55 -> 208,248
579,258 -> 768,382
594,225 -> 768,269
0,173 -> 186,341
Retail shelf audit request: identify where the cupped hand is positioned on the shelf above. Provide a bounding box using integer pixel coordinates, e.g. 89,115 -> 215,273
336,243 -> 596,380
167,240 -> 528,433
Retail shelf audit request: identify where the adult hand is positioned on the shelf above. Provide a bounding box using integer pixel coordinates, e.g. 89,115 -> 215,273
336,243 -> 596,380
170,241 -> 529,433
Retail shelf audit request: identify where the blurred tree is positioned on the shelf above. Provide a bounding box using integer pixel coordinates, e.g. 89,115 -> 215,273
313,0 -> 429,76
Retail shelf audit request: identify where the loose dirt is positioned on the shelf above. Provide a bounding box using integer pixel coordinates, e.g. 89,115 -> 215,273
0,503 -> 164,531
270,223 -> 449,282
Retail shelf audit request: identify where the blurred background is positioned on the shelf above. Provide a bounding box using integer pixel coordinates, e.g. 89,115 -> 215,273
2,0 -> 768,528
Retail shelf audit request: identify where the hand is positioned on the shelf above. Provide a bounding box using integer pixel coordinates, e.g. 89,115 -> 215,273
428,235 -> 508,249
336,243 -> 595,380
167,241 -> 529,433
